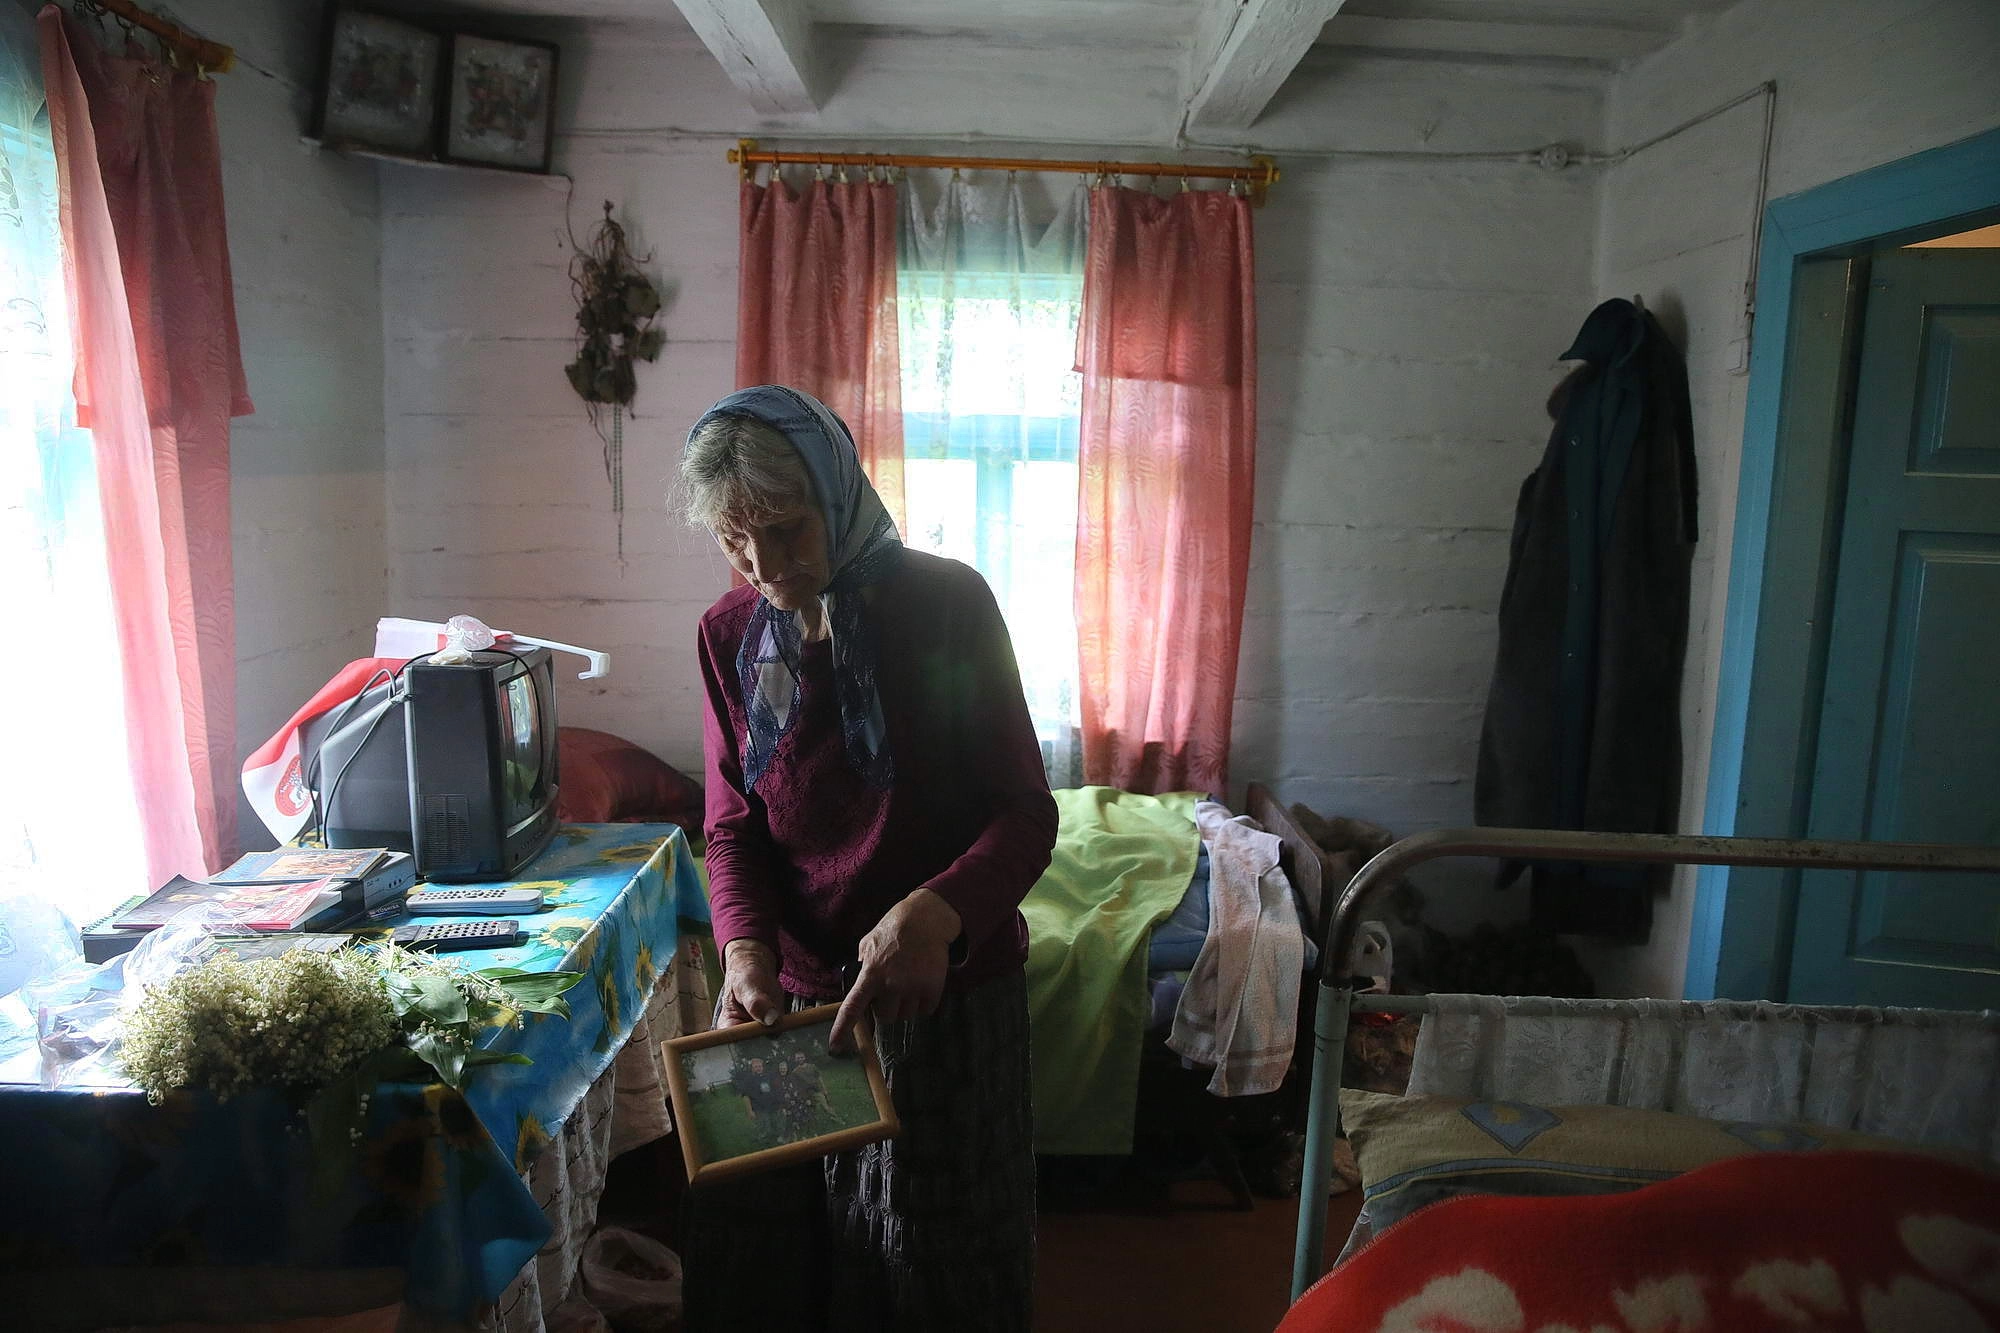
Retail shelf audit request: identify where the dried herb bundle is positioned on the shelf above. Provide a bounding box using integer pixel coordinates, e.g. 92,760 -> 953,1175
565,201 -> 664,556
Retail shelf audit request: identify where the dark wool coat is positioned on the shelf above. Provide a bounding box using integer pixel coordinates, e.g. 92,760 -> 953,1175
1474,298 -> 1697,941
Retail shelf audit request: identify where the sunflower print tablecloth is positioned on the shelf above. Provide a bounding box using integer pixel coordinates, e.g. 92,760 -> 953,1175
0,823 -> 709,1322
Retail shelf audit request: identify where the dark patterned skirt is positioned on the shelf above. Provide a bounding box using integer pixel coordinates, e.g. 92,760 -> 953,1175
681,971 -> 1036,1332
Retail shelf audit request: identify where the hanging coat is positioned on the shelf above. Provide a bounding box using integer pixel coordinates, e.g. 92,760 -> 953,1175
1474,298 -> 1697,941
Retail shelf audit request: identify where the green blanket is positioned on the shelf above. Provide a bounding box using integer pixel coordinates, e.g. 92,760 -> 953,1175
1022,787 -> 1201,1155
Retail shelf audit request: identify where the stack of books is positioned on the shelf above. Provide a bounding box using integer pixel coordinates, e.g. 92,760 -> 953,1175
81,849 -> 417,963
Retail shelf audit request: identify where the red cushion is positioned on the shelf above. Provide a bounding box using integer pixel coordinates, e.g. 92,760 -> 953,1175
555,727 -> 703,835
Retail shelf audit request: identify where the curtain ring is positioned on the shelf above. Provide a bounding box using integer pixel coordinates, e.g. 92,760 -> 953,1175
813,162 -> 826,181
1180,174 -> 1191,193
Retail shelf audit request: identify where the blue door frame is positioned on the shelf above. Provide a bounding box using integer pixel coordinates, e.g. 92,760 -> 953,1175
1687,126 -> 2000,1001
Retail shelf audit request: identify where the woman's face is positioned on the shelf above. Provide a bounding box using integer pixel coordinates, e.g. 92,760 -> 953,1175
714,501 -> 831,611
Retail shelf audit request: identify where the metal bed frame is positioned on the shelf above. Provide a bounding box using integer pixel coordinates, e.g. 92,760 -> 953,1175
1288,826 -> 2000,1302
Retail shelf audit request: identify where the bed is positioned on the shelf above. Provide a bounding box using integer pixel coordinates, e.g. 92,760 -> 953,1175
1022,782 -> 1348,1206
1283,827 -> 2000,1327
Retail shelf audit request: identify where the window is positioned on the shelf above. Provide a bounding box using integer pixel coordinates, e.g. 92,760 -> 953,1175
0,66 -> 148,925
899,269 -> 1084,785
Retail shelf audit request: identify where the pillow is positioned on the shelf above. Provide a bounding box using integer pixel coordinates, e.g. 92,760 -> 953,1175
1340,1088 -> 1953,1231
555,727 -> 703,836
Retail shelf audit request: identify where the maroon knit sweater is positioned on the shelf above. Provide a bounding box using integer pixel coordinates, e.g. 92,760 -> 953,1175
698,550 -> 1059,999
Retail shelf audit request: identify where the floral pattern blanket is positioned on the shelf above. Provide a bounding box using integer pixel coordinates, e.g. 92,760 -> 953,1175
0,823 -> 707,1322
1280,1149 -> 2000,1332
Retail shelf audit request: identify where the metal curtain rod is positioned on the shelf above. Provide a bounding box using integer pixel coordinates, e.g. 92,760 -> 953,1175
75,0 -> 235,74
728,138 -> 1280,202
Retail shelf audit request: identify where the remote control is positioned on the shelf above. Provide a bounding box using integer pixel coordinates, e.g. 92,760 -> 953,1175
404,887 -> 546,916
392,919 -> 523,952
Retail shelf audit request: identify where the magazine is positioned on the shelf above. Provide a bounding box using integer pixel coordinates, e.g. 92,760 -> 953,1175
112,876 -> 352,932
209,847 -> 389,885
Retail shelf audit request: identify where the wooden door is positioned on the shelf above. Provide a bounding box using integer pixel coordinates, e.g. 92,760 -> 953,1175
1787,248 -> 2000,1006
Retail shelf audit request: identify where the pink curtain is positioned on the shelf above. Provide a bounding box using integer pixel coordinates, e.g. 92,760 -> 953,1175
1075,186 -> 1257,797
40,9 -> 252,881
736,175 -> 904,527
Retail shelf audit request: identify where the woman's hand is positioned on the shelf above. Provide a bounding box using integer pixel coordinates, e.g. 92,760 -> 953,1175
718,938 -> 785,1028
829,889 -> 961,1053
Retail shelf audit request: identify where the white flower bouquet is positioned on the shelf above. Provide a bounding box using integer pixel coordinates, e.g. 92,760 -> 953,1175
120,943 -> 581,1105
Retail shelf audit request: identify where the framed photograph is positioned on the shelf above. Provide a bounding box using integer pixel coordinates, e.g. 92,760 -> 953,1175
441,32 -> 559,174
663,1004 -> 899,1187
311,8 -> 444,157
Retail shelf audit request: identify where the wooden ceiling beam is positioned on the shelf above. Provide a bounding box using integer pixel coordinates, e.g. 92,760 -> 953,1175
670,0 -> 820,115
1184,0 -> 1349,132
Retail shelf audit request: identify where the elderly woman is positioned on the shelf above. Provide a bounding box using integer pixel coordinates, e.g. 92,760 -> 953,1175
680,385 -> 1057,1332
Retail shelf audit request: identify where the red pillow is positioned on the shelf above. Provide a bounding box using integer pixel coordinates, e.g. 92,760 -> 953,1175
555,727 -> 702,836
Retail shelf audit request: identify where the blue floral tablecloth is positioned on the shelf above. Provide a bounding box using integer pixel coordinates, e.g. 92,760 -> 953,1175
0,823 -> 709,1321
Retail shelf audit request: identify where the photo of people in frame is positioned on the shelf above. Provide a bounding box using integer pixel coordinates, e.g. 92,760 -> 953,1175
667,1006 -> 896,1182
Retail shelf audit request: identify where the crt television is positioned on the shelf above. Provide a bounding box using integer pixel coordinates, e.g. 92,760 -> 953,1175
308,647 -> 560,881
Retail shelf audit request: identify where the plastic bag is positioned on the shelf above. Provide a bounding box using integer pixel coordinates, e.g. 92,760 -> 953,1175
0,893 -> 83,1062
578,1226 -> 683,1332
30,901 -> 259,1089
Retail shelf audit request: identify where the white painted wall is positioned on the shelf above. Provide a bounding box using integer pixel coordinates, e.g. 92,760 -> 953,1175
168,0 -> 387,850
1582,0 -> 2000,996
379,27 -> 1600,931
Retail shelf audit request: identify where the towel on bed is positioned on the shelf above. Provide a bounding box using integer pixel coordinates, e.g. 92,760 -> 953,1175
1167,801 -> 1305,1096
1021,787 -> 1200,1155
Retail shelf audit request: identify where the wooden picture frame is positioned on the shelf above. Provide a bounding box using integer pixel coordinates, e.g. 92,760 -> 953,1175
440,31 -> 559,174
663,1004 -> 899,1187
310,7 -> 445,158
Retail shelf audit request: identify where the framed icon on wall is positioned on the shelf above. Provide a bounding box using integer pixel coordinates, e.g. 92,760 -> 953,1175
311,8 -> 444,157
441,32 -> 559,173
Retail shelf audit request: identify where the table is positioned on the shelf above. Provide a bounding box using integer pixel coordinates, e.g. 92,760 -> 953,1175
0,823 -> 708,1329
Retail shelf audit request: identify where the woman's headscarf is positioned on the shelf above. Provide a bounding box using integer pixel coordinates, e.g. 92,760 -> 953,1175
690,385 -> 902,792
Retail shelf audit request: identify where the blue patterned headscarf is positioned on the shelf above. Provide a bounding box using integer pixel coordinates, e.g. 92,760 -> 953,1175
691,386 -> 902,792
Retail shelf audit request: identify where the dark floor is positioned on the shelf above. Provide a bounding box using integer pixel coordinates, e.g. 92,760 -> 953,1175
1035,1167 -> 1364,1333
600,1141 -> 1364,1333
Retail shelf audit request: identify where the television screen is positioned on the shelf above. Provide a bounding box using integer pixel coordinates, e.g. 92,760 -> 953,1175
498,668 -> 548,818
406,647 -> 560,881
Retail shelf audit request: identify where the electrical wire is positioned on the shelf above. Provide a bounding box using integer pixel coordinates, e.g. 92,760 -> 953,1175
312,654 -> 439,845
304,667 -> 393,845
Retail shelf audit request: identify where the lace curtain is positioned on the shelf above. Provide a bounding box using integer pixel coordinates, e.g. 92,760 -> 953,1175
1406,994 -> 2000,1160
898,173 -> 1088,787
0,6 -> 146,924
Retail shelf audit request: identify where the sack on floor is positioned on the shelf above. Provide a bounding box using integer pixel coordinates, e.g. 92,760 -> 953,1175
579,1225 -> 684,1332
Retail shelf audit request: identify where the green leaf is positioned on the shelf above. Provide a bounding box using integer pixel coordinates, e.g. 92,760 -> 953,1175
514,996 -> 572,1020
464,1049 -> 534,1069
407,1029 -> 467,1090
411,974 -> 468,1026
497,972 -> 583,1006
382,971 -> 425,1018
474,966 -> 535,979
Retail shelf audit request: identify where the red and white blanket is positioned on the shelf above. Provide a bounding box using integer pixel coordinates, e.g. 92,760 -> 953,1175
1282,1150 -> 2000,1332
